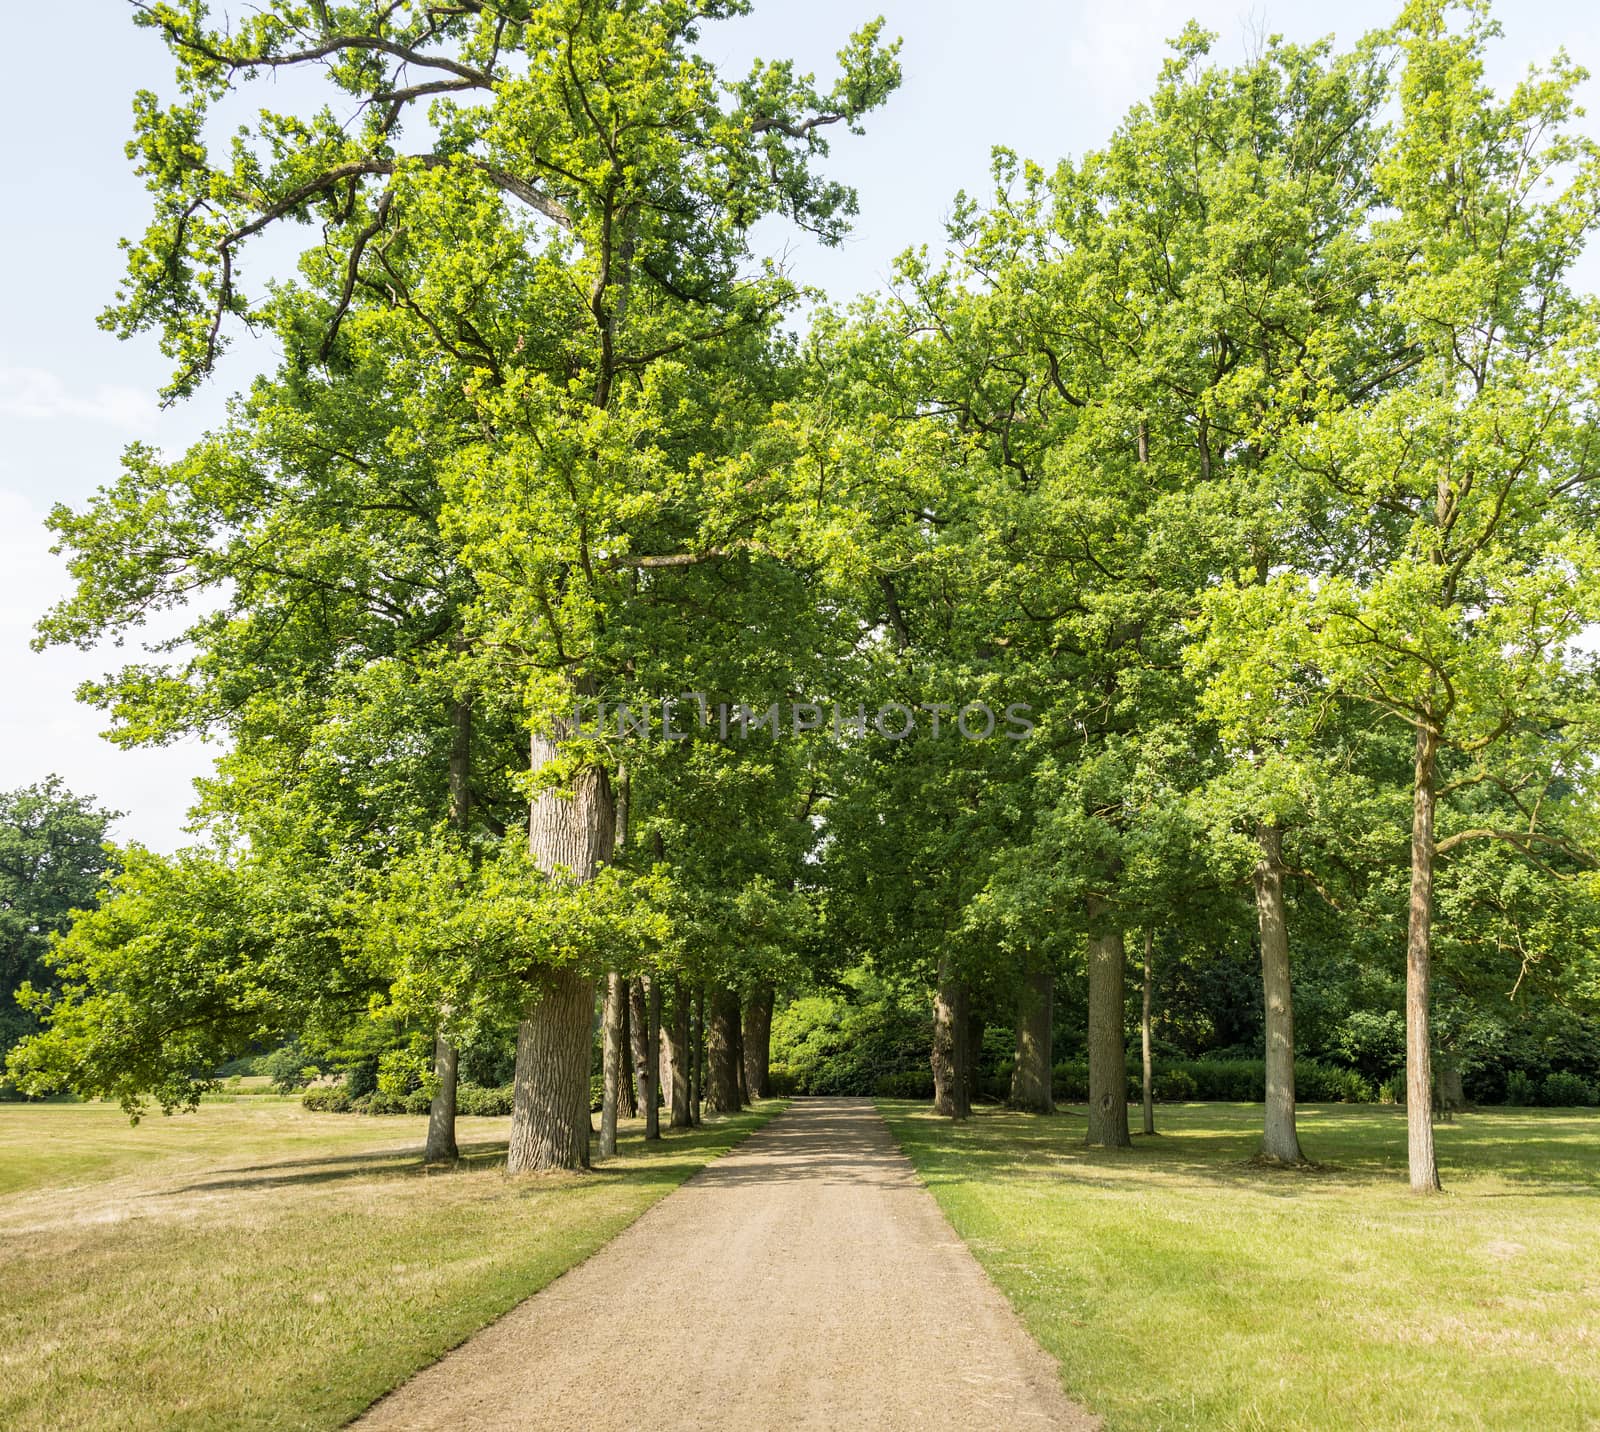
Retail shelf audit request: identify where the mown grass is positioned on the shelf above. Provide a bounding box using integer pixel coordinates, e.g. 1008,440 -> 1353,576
878,1100 -> 1600,1432
0,1097 -> 783,1431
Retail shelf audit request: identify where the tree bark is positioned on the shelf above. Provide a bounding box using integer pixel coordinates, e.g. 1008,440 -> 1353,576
660,976 -> 692,1128
1141,930 -> 1156,1137
1085,894 -> 1131,1148
507,715 -> 614,1174
1254,822 -> 1304,1163
742,982 -> 774,1100
426,692 -> 472,1162
599,971 -> 624,1157
1406,725 -> 1443,1192
629,976 -> 655,1132
735,998 -> 750,1105
1011,962 -> 1054,1114
965,1009 -> 985,1107
618,990 -> 637,1118
705,985 -> 742,1113
642,973 -> 661,1140
507,965 -> 596,1171
691,983 -> 704,1124
424,1032 -> 459,1162
931,955 -> 970,1119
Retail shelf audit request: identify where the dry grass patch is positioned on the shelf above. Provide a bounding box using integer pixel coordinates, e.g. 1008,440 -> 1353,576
0,1097 -> 782,1430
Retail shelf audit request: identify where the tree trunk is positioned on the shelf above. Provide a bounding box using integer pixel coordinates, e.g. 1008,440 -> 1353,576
1141,930 -> 1156,1137
1011,962 -> 1054,1113
965,1009 -> 985,1106
1085,894 -> 1131,1148
618,991 -> 637,1118
507,716 -> 613,1174
931,955 -> 970,1119
508,965 -> 595,1172
735,998 -> 750,1105
599,971 -> 624,1157
642,973 -> 661,1140
1254,822 -> 1303,1163
424,1032 -> 459,1162
742,982 -> 774,1100
661,976 -> 692,1129
691,983 -> 704,1124
1407,725 -> 1443,1192
1438,1060 -> 1467,1118
425,692 -> 472,1163
629,976 -> 655,1131
705,985 -> 742,1113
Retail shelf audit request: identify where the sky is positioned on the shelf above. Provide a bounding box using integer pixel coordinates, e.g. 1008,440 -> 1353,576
2,0 -> 1598,852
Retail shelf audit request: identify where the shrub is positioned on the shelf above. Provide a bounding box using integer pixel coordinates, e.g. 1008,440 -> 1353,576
456,1083 -> 514,1117
301,1086 -> 352,1113
403,1088 -> 433,1115
1377,1078 -> 1402,1105
766,1065 -> 798,1096
1540,1071 -> 1595,1107
1504,1070 -> 1539,1106
261,1041 -> 316,1093
874,1070 -> 935,1100
1153,1069 -> 1197,1102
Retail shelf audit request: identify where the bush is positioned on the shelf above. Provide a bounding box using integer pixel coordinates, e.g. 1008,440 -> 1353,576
456,1083 -> 514,1117
1049,1058 -> 1373,1105
404,1088 -> 433,1115
1540,1071 -> 1595,1107
766,1064 -> 798,1096
1505,1070 -> 1539,1107
1153,1069 -> 1197,1102
301,1086 -> 351,1113
1377,1078 -> 1402,1105
874,1070 -> 935,1099
261,1042 -> 317,1094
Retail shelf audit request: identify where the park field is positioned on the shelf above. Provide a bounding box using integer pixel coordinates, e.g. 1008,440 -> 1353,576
0,1097 -> 782,1431
880,1100 -> 1600,1432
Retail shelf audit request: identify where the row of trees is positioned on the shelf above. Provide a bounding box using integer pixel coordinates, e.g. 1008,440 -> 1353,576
9,0 -> 1600,1195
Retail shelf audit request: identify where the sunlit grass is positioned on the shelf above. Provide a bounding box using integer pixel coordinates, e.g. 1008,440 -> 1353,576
879,1100 -> 1600,1432
0,1097 -> 782,1430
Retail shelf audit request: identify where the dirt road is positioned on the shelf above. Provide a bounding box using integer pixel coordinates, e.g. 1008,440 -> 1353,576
355,1097 -> 1097,1430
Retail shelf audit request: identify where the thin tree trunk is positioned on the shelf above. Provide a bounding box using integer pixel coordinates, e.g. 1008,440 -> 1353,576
642,973 -> 661,1140
426,693 -> 472,1162
1085,894 -> 1131,1148
618,991 -> 637,1118
1407,725 -> 1443,1192
735,998 -> 750,1105
742,983 -> 774,1100
1141,930 -> 1156,1137
507,715 -> 613,1174
1011,962 -> 1054,1113
965,1009 -> 984,1106
661,976 -> 691,1128
1254,822 -> 1303,1162
706,985 -> 742,1113
931,955 -> 970,1119
424,1032 -> 459,1162
599,971 -> 624,1157
629,976 -> 654,1127
691,983 -> 704,1124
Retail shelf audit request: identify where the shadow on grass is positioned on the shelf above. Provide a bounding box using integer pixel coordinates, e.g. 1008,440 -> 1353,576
877,1101 -> 1600,1199
152,1110 -> 779,1198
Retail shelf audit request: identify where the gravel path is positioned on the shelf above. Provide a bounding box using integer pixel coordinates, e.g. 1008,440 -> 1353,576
355,1097 -> 1098,1430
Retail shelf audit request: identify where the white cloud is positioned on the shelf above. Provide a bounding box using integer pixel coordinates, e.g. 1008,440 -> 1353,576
0,366 -> 156,432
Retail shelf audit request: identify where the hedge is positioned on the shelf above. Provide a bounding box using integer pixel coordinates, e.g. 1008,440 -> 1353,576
868,1058 -> 1376,1104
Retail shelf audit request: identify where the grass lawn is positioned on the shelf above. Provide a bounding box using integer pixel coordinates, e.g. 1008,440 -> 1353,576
0,1096 -> 782,1431
878,1100 -> 1600,1432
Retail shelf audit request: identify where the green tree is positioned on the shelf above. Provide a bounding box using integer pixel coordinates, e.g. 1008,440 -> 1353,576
1201,0 -> 1600,1189
0,779 -> 119,1079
